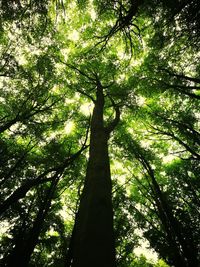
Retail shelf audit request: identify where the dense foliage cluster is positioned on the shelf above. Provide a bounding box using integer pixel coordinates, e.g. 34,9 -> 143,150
0,1 -> 199,266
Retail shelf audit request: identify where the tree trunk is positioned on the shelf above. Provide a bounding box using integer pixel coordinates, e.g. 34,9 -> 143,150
70,84 -> 116,267
5,178 -> 58,267
142,158 -> 199,267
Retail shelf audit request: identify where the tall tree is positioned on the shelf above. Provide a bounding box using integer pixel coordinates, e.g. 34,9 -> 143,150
0,1 -> 199,267
62,55 -> 128,266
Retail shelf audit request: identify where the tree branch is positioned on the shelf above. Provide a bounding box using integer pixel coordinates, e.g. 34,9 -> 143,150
105,97 -> 120,134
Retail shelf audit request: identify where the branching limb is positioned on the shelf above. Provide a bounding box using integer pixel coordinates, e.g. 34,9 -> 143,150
105,96 -> 120,134
159,68 -> 200,83
59,59 -> 96,82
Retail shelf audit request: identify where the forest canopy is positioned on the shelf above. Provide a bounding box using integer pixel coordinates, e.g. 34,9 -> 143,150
0,0 -> 199,266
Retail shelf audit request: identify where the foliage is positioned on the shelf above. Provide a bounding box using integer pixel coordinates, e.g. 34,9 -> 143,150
0,1 -> 199,266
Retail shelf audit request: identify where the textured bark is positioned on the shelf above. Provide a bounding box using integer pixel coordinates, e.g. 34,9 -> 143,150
69,84 -> 116,267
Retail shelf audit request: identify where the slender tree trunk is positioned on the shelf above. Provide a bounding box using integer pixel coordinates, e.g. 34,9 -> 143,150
0,177 -> 52,215
4,178 -> 58,267
0,147 -> 86,216
70,84 -> 116,267
0,118 -> 18,134
143,158 -> 199,267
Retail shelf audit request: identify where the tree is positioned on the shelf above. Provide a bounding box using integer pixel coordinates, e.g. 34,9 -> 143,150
0,1 -> 199,267
62,54 -> 127,266
115,129 -> 199,266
